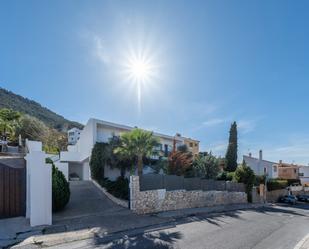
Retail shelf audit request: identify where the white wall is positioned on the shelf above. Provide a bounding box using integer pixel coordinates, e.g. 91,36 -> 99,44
299,166 -> 309,185
55,161 -> 69,181
25,144 -> 52,227
82,161 -> 90,180
243,155 -> 278,178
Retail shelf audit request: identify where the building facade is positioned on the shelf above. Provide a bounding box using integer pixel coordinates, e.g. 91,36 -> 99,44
61,118 -> 199,181
277,161 -> 300,179
67,128 -> 81,145
243,150 -> 278,178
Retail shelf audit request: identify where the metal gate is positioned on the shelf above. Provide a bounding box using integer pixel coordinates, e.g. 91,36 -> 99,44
0,161 -> 26,218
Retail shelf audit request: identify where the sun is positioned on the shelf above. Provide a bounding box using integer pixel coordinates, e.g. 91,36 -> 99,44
127,57 -> 152,83
122,46 -> 159,114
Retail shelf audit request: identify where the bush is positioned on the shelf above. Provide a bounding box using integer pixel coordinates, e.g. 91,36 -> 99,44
267,179 -> 288,191
234,162 -> 256,202
90,142 -> 109,180
217,171 -> 234,181
254,175 -> 266,186
52,165 -> 70,211
286,179 -> 301,186
99,177 -> 129,200
193,153 -> 220,179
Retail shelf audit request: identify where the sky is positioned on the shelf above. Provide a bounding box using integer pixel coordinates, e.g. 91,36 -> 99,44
1,0 -> 309,164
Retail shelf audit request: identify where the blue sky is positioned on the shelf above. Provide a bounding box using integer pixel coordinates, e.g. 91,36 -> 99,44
1,0 -> 309,164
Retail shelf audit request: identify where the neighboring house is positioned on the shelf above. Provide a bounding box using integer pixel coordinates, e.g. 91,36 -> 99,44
181,135 -> 199,156
243,150 -> 278,178
277,160 -> 300,179
299,166 -> 309,185
60,118 -> 199,181
67,127 -> 81,145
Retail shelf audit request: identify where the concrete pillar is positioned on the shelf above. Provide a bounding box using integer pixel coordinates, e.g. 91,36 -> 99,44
25,143 -> 52,227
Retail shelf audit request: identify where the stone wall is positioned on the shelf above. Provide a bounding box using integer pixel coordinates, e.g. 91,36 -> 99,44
130,176 -> 247,214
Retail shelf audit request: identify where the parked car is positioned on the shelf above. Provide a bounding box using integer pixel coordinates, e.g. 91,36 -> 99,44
296,194 -> 309,202
278,195 -> 297,205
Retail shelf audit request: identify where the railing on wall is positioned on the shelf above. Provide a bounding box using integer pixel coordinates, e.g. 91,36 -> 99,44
140,174 -> 245,192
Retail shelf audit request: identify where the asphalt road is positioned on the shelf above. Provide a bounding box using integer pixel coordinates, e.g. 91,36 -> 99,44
51,203 -> 309,249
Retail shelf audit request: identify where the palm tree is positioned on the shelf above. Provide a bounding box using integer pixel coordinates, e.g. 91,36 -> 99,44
115,128 -> 159,176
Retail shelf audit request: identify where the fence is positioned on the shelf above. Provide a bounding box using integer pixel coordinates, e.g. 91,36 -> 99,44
0,161 -> 26,218
140,174 -> 245,192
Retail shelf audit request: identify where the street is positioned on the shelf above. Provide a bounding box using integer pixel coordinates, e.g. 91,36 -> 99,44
48,203 -> 309,249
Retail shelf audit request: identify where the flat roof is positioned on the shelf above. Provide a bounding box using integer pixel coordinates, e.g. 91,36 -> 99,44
91,118 -> 199,142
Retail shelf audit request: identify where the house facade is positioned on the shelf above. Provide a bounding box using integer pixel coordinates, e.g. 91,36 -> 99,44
277,161 -> 300,179
67,127 -> 81,145
60,118 -> 199,181
299,166 -> 309,185
243,150 -> 278,178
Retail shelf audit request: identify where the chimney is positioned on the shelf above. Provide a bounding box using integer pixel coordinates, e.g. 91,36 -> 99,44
259,150 -> 263,161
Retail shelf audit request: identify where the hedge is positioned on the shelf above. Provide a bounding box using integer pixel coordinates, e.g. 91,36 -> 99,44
267,179 -> 288,191
99,177 -> 129,200
46,158 -> 70,211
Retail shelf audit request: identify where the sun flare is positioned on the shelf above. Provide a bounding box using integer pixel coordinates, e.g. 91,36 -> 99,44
122,46 -> 160,114
127,57 -> 153,83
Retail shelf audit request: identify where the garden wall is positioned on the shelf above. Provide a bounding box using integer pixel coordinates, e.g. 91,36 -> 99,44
130,176 -> 247,214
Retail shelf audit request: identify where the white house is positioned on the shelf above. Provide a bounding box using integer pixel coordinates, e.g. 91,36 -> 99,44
243,150 -> 278,178
60,118 -> 199,181
299,166 -> 309,185
68,127 -> 81,145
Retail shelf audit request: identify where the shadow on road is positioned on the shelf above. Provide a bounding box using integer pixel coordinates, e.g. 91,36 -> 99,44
93,231 -> 183,249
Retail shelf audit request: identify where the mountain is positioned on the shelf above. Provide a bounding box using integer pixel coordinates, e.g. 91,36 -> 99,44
0,87 -> 83,131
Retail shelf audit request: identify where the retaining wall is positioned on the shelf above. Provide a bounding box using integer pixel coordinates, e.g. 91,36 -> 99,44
130,176 -> 247,214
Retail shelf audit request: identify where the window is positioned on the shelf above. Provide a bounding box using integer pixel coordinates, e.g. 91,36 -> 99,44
294,169 -> 297,174
264,167 -> 267,174
189,142 -> 193,147
69,132 -> 74,136
195,143 -> 198,147
273,166 -> 277,172
155,143 -> 163,151
164,144 -> 168,157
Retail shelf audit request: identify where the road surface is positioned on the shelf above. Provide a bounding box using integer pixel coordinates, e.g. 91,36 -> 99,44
49,203 -> 309,249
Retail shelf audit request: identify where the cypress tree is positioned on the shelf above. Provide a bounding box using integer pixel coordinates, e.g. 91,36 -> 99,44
225,121 -> 238,172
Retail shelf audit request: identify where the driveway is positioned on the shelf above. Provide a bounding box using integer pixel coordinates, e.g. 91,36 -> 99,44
50,181 -> 170,235
53,181 -> 125,222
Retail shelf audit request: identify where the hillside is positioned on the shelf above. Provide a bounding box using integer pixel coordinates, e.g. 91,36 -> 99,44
0,87 -> 83,131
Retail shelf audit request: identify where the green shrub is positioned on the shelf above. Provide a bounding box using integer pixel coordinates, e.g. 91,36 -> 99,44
45,158 -> 71,211
90,142 -> 109,180
99,177 -> 129,200
52,165 -> 70,211
254,175 -> 266,186
267,179 -> 288,191
286,179 -> 301,186
217,171 -> 235,181
234,162 -> 256,203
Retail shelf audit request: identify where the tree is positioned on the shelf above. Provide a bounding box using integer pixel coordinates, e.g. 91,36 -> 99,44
168,151 -> 193,176
234,161 -> 256,202
115,129 -> 159,176
107,135 -> 133,178
193,152 -> 220,179
0,108 -> 21,141
225,121 -> 238,172
89,142 -> 109,180
15,114 -> 48,141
